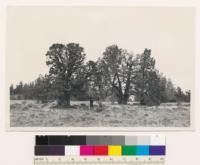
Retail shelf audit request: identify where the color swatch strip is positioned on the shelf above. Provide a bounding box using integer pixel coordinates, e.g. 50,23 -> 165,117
35,135 -> 165,156
36,135 -> 165,145
35,145 -> 165,156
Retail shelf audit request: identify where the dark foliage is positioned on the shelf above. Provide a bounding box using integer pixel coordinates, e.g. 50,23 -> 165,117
10,44 -> 190,107
46,43 -> 86,107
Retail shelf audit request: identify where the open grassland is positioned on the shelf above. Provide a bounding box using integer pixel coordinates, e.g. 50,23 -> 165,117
10,100 -> 190,127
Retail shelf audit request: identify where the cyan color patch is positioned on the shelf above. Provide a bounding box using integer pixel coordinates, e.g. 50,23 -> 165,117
136,145 -> 149,155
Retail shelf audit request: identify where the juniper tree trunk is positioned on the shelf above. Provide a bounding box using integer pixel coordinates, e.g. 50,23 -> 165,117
118,95 -> 129,105
117,74 -> 130,105
57,91 -> 71,107
66,92 -> 71,107
89,98 -> 94,108
122,94 -> 129,105
117,93 -> 123,104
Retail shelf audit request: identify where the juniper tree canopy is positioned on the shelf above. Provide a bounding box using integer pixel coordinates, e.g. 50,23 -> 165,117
46,43 -> 85,107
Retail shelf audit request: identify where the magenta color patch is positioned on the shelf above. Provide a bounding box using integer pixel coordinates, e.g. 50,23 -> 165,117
80,145 -> 94,155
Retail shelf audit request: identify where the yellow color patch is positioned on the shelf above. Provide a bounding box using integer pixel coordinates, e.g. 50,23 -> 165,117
108,145 -> 122,156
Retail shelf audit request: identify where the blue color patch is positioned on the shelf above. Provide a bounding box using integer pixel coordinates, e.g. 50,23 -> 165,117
136,145 -> 149,155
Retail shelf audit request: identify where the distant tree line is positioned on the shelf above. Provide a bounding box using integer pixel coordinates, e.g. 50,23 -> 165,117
10,43 -> 191,107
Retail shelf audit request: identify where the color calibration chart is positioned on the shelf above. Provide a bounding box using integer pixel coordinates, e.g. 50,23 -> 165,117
34,135 -> 166,165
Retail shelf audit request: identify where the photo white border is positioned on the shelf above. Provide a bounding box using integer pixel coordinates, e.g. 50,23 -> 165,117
2,0 -> 199,132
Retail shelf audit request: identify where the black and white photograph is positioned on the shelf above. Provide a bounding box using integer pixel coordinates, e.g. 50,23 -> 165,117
7,6 -> 195,129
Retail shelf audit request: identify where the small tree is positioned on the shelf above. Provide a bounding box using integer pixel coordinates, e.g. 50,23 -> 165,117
164,79 -> 176,102
158,76 -> 178,103
145,70 -> 161,105
159,75 -> 167,102
14,81 -> 23,95
185,90 -> 191,102
172,87 -> 190,103
34,75 -> 51,103
85,60 -> 108,111
10,84 -> 14,95
85,61 -> 98,108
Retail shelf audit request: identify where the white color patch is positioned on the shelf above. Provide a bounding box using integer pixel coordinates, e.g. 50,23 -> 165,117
65,146 -> 80,156
150,135 -> 166,145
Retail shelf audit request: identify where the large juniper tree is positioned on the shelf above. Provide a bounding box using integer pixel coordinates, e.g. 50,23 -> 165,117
46,43 -> 85,107
101,45 -> 137,104
134,48 -> 161,106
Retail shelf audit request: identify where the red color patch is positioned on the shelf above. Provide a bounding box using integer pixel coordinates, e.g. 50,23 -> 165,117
94,146 -> 108,155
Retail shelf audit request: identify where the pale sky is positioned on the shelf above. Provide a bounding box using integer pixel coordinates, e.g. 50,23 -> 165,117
7,6 -> 195,90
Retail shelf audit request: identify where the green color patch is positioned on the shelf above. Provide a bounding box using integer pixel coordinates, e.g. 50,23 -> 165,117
122,146 -> 136,155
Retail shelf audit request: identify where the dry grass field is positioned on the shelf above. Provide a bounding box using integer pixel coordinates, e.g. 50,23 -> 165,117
10,100 -> 190,127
